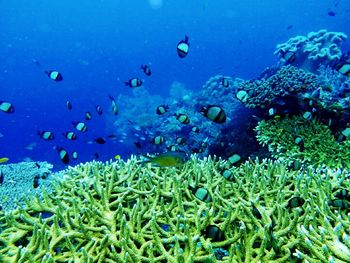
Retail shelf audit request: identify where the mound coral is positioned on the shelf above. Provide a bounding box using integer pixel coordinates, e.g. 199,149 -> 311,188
236,65 -> 318,109
274,29 -> 347,72
1,157 -> 350,262
255,115 -> 350,169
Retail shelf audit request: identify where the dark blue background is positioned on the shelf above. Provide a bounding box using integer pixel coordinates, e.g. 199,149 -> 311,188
0,0 -> 349,169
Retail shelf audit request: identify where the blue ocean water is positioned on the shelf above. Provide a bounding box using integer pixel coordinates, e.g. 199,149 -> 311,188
0,0 -> 349,169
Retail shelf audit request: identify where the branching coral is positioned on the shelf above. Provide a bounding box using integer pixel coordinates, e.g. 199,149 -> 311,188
1,157 -> 350,262
255,115 -> 350,169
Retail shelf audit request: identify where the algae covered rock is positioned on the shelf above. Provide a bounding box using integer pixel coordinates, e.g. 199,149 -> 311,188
1,157 -> 350,262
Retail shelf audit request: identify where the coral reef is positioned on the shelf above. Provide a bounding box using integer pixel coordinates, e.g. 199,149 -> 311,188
198,75 -> 239,102
110,76 -> 259,160
236,65 -> 318,109
255,115 -> 350,169
0,161 -> 57,212
1,157 -> 350,262
274,29 -> 347,72
313,65 -> 350,114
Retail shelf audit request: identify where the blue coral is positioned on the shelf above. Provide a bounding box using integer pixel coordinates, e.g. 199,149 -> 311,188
0,161 -> 58,211
275,29 -> 347,72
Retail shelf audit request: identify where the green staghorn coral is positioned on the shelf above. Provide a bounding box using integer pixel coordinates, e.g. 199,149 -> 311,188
255,115 -> 350,169
1,157 -> 350,262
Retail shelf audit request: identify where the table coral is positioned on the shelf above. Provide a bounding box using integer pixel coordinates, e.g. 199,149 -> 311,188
1,157 -> 350,262
255,115 -> 350,169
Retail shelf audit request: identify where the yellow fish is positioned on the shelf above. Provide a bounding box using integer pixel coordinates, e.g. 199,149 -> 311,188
0,157 -> 9,163
114,155 -> 121,160
142,151 -> 188,167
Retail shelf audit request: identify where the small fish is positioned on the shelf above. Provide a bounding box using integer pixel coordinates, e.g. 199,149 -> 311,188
95,105 -> 103,115
72,151 -> 78,160
25,142 -> 37,150
268,107 -> 277,117
55,146 -> 69,164
38,131 -> 55,140
73,121 -> 88,132
279,49 -> 296,64
176,137 -> 186,145
175,113 -> 190,124
108,95 -> 119,116
94,137 -> 106,144
33,59 -> 41,66
335,60 -> 350,77
203,225 -> 225,242
252,204 -> 262,219
291,136 -> 304,152
286,25 -> 293,30
221,77 -> 229,88
0,101 -> 15,113
151,135 -> 164,145
35,162 -> 41,168
141,151 -> 188,167
45,70 -> 63,81
62,131 -> 77,140
191,126 -> 200,133
66,100 -> 72,110
0,171 -> 4,184
33,175 -> 40,188
328,11 -> 336,16
134,141 -> 142,149
303,111 -> 312,120
125,78 -> 143,88
94,152 -> 100,159
85,112 -> 92,121
114,154 -> 121,160
221,169 -> 234,181
156,105 -> 169,115
107,134 -> 117,140
329,199 -> 350,210
287,197 -> 305,208
168,145 -> 179,152
177,35 -> 190,58
141,65 -> 152,76
200,105 -> 226,123
334,189 -> 350,202
190,186 -> 212,202
0,157 -> 9,164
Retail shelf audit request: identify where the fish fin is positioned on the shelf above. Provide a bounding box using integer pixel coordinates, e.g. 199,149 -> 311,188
184,35 -> 189,43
